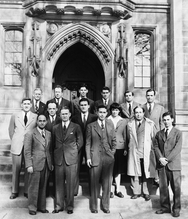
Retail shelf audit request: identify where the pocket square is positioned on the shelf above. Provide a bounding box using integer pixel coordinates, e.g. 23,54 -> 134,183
70,132 -> 73,134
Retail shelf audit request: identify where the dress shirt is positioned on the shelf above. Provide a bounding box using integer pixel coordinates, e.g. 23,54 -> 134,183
102,98 -> 109,106
81,112 -> 88,122
37,127 -> 45,138
97,119 -> 105,128
62,120 -> 70,129
22,111 -> 30,121
34,99 -> 39,109
50,115 -> 56,123
164,126 -> 173,136
147,102 -> 154,111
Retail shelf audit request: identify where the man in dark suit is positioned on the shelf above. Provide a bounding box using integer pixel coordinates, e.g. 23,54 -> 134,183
8,98 -> 37,199
45,101 -> 61,196
94,86 -> 112,116
154,111 -> 182,217
120,90 -> 140,119
72,84 -> 94,115
71,98 -> 97,195
86,105 -> 116,214
45,85 -> 72,116
30,88 -> 45,114
52,107 -> 83,214
45,101 -> 62,132
24,114 -> 53,215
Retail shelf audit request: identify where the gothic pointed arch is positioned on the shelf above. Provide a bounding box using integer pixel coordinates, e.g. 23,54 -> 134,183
41,22 -> 115,100
43,22 -> 114,68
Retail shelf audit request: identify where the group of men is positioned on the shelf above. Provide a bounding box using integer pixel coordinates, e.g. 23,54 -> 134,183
8,84 -> 182,217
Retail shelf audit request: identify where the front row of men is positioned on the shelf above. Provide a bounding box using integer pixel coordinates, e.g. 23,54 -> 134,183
8,95 -> 182,217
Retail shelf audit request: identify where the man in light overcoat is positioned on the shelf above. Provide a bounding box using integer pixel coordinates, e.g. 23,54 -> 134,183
127,106 -> 156,201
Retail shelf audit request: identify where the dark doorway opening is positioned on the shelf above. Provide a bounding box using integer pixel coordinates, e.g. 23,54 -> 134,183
53,42 -> 105,101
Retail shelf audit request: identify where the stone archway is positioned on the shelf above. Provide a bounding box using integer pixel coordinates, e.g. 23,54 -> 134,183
53,42 -> 104,101
40,22 -> 114,101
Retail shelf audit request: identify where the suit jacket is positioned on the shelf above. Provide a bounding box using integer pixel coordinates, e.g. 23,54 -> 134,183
94,99 -> 113,116
72,97 -> 94,115
154,127 -> 182,171
52,122 -> 83,166
126,117 -> 156,178
24,128 -> 53,171
107,116 -> 128,150
45,115 -> 62,132
9,111 -> 37,155
71,113 -> 98,141
30,100 -> 45,114
45,97 -> 73,116
142,103 -> 165,131
120,101 -> 140,119
85,120 -> 116,166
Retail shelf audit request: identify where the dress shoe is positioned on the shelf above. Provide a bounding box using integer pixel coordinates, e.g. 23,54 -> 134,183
131,194 -> 140,199
155,209 -> 171,214
110,192 -> 114,198
91,210 -> 98,213
115,191 -> 124,198
24,193 -> 28,198
10,193 -> 18,199
29,210 -> 36,215
52,209 -> 63,213
38,209 -> 49,213
103,209 -> 110,214
143,194 -> 151,201
172,212 -> 180,217
67,210 -> 73,214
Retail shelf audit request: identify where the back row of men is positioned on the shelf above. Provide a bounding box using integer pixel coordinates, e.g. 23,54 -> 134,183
8,84 -> 182,218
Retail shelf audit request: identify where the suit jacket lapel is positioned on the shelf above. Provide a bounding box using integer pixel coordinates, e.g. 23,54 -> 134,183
17,112 -> 25,127
94,122 -> 102,137
26,112 -> 35,127
34,128 -> 45,146
167,127 -> 175,140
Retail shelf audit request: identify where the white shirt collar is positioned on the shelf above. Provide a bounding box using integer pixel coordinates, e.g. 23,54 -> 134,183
165,126 -> 173,133
97,119 -> 105,128
22,111 -> 30,118
147,102 -> 154,108
37,127 -> 45,135
81,112 -> 88,120
62,120 -> 70,128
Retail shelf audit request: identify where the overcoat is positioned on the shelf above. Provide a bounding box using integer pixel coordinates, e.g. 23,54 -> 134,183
127,117 -> 156,178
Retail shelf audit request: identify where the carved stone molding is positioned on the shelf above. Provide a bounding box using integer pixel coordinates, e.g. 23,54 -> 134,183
25,5 -> 132,21
47,29 -> 111,64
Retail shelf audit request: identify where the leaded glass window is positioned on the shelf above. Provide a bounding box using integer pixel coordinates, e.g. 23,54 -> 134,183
4,30 -> 22,86
134,33 -> 151,88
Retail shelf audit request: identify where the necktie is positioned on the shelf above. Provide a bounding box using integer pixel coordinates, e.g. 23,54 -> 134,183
63,123 -> 66,131
138,122 -> 141,128
148,103 -> 152,114
101,121 -> 104,130
42,129 -> 45,139
128,103 -> 132,116
165,129 -> 168,139
104,100 -> 107,106
51,115 -> 55,123
83,114 -> 86,128
35,100 -> 39,112
24,112 -> 28,125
